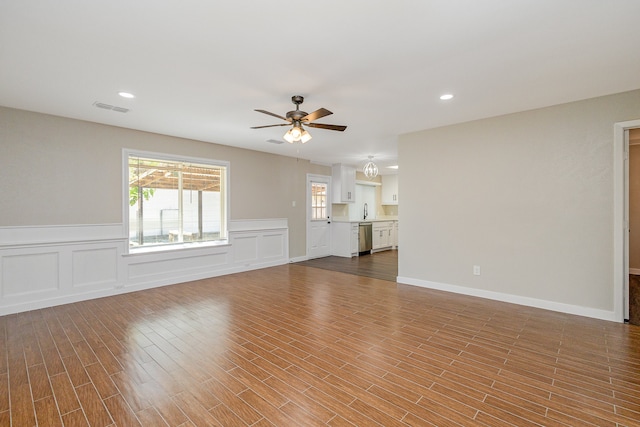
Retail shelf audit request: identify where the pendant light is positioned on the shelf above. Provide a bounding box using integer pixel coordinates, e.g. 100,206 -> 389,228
363,156 -> 378,179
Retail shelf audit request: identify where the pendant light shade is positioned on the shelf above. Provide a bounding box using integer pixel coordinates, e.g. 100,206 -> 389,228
300,129 -> 312,143
283,129 -> 295,143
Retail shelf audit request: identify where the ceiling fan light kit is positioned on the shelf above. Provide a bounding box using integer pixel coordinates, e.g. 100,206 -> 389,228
283,121 -> 312,143
252,95 -> 346,143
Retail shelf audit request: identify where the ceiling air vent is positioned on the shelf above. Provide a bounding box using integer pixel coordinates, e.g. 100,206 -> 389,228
93,102 -> 130,113
266,139 -> 284,144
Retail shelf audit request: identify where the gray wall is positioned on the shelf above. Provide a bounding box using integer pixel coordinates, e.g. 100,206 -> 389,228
0,107 -> 331,258
398,89 -> 640,313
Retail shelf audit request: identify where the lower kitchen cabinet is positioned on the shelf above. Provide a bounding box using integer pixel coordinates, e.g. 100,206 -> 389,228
372,221 -> 394,251
332,220 -> 397,257
331,222 -> 359,257
351,223 -> 359,254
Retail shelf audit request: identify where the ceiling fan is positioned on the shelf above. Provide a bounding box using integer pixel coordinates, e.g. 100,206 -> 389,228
251,95 -> 347,143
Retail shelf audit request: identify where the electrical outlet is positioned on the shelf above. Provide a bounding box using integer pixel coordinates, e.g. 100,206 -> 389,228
473,265 -> 481,276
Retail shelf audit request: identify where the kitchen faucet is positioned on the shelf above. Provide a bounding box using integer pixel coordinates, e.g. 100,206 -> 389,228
364,203 -> 368,220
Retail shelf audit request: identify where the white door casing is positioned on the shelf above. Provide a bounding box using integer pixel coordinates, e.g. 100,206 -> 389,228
624,129 -> 630,320
614,119 -> 640,321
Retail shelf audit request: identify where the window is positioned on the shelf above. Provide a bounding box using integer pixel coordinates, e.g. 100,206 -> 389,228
126,151 -> 228,250
311,182 -> 327,220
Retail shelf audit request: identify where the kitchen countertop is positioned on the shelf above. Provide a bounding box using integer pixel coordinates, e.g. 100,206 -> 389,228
332,217 -> 398,223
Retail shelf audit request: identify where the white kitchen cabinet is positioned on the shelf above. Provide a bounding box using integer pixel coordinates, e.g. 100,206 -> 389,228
351,223 -> 359,255
381,174 -> 398,205
332,164 -> 356,203
372,221 -> 394,251
372,227 -> 386,250
393,221 -> 398,248
330,222 -> 359,257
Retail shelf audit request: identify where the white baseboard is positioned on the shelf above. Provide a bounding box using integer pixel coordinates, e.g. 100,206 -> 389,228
397,276 -> 619,322
289,255 -> 308,263
1,288 -> 124,315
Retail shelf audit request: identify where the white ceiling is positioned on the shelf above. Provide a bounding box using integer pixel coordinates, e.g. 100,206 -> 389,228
1,1 -> 639,171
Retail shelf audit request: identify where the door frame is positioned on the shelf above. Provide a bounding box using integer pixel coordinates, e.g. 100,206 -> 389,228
614,119 -> 640,321
306,173 -> 332,259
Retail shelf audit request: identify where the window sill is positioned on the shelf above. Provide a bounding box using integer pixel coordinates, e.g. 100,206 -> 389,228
124,239 -> 230,256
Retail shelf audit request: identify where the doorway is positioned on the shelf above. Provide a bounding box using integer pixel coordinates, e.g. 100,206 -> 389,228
306,174 -> 332,259
627,128 -> 640,325
615,120 -> 640,323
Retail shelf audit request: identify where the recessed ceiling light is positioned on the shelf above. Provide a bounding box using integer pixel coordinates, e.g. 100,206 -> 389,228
118,91 -> 135,99
387,165 -> 399,169
439,94 -> 454,100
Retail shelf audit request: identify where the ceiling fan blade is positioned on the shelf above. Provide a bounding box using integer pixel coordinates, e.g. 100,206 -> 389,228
306,123 -> 347,132
302,108 -> 333,122
250,123 -> 291,129
255,109 -> 290,122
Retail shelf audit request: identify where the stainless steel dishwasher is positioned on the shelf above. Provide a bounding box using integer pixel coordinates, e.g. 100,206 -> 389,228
358,222 -> 372,255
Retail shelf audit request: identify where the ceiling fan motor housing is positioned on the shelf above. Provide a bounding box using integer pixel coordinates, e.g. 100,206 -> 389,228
287,95 -> 307,121
286,111 -> 307,121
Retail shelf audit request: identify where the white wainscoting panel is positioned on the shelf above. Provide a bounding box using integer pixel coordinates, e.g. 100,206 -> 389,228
231,235 -> 259,264
72,246 -> 119,289
0,237 -> 126,314
125,248 -> 230,290
262,232 -> 286,260
0,219 -> 289,315
2,251 -> 59,297
228,220 -> 289,271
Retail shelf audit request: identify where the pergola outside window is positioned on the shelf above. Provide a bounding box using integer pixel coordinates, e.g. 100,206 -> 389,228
126,152 -> 228,250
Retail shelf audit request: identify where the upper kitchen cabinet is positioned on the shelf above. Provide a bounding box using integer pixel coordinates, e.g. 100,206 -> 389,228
332,164 -> 356,203
381,174 -> 398,205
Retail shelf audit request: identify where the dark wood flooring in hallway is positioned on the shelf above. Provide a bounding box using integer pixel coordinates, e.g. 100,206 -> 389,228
295,250 -> 398,282
630,274 -> 640,326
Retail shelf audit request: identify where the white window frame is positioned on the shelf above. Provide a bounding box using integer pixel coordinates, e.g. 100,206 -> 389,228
311,181 -> 328,220
123,149 -> 230,253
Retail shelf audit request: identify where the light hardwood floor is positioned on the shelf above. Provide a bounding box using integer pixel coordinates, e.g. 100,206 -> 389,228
2,262 -> 640,426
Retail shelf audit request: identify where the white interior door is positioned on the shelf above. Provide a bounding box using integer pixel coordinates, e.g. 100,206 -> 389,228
307,174 -> 331,259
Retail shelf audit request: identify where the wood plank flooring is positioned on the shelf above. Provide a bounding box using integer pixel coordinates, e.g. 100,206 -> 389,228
295,250 -> 398,282
2,264 -> 640,426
